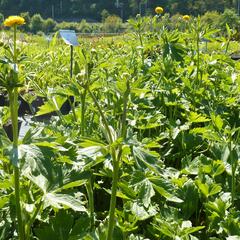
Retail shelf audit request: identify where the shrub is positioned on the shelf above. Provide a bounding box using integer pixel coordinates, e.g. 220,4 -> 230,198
103,15 -> 123,33
20,12 -> 31,31
43,18 -> 56,33
201,11 -> 221,29
55,21 -> 80,32
101,9 -> 110,22
30,14 -> 44,33
79,19 -> 91,33
219,8 -> 240,31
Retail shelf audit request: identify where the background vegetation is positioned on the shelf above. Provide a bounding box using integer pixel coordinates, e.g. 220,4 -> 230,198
0,0 -> 239,21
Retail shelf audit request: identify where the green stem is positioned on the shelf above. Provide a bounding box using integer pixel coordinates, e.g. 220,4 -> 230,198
138,32 -> 144,65
81,89 -> 87,136
107,79 -> 130,240
87,87 -> 113,144
87,82 -> 131,239
86,178 -> 94,230
121,79 -> 130,140
10,25 -> 25,240
9,88 -> 25,240
87,87 -> 119,239
196,31 -> 200,84
230,142 -> 236,204
68,97 -> 77,122
13,25 -> 17,63
82,88 -> 95,230
26,199 -> 43,240
107,154 -> 120,240
225,39 -> 230,54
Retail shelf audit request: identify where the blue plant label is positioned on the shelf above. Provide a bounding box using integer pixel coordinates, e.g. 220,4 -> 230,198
59,30 -> 79,46
45,35 -> 52,41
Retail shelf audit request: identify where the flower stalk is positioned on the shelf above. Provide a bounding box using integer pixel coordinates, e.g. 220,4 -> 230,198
107,77 -> 130,240
4,17 -> 26,240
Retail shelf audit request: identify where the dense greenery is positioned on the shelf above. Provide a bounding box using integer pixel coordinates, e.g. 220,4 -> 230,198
0,15 -> 240,239
0,0 -> 239,21
2,8 -> 240,36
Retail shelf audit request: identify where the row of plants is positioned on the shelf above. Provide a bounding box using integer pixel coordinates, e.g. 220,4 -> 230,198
0,10 -> 240,240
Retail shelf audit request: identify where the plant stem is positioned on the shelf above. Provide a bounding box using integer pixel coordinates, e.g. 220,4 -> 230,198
81,82 -> 95,231
13,25 -> 17,63
107,153 -> 120,240
10,25 -> 25,240
87,88 -> 113,144
87,82 -> 130,239
81,88 -> 87,136
138,32 -> 144,65
121,79 -> 130,139
26,199 -> 43,240
9,88 -> 25,240
68,96 -> 77,122
196,25 -> 200,84
86,178 -> 94,230
107,79 -> 130,240
230,141 -> 236,204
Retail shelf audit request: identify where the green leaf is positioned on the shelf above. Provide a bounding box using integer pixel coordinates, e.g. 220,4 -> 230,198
0,195 -> 9,208
226,236 -> 240,240
118,181 -> 136,200
149,176 -> 183,203
36,95 -> 67,116
131,202 -> 157,220
178,180 -> 199,219
182,225 -> 205,235
130,171 -> 155,207
69,216 -> 91,238
214,115 -> 224,131
44,193 -> 86,212
35,210 -> 74,240
152,221 -> 175,238
190,127 -> 220,141
188,112 -> 210,123
195,180 -> 222,198
20,144 -> 46,172
132,146 -> 160,172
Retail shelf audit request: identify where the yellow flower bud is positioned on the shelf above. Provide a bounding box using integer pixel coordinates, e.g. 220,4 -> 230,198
155,6 -> 164,15
182,15 -> 190,21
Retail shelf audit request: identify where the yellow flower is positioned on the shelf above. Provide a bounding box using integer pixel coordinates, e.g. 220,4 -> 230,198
4,16 -> 25,27
155,6 -> 164,15
182,15 -> 190,21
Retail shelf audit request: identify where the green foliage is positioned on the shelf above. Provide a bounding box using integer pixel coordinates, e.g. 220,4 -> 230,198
101,9 -> 110,22
0,0 -> 239,22
103,15 -> 123,33
20,12 -> 31,31
219,8 -> 240,32
0,13 -> 240,240
30,14 -> 44,34
0,12 -> 4,23
201,11 -> 221,28
43,18 -> 56,33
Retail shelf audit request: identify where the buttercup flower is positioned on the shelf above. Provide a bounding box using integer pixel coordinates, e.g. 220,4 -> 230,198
182,15 -> 190,21
155,6 -> 164,15
4,16 -> 25,27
